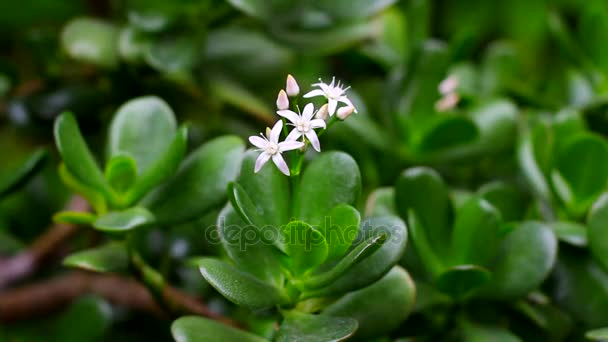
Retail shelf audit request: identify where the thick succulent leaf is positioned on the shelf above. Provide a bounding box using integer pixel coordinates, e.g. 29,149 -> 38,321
108,96 -> 177,174
54,112 -> 110,196
58,164 -> 107,214
517,129 -> 551,201
313,0 -> 398,20
364,187 -> 396,218
451,197 -> 501,266
323,266 -> 415,340
104,153 -> 137,195
460,321 -> 522,342
63,242 -> 128,273
236,150 -> 290,235
298,152 -> 361,226
435,265 -> 491,299
147,136 -> 244,224
93,207 -> 155,232
552,251 -> 608,328
61,17 -> 119,68
303,216 -> 407,298
478,181 -> 525,222
551,221 -> 587,247
172,316 -> 267,342
552,133 -> 608,217
318,204 -> 360,261
217,204 -> 285,287
52,296 -> 112,341
587,328 -> 608,341
282,221 -> 328,277
395,167 -> 451,257
276,311 -> 357,342
300,233 -> 385,290
0,149 -> 48,198
198,258 -> 287,309
415,116 -> 479,155
588,193 -> 608,270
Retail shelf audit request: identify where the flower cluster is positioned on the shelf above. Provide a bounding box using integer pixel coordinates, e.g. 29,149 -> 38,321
435,75 -> 460,112
249,75 -> 357,176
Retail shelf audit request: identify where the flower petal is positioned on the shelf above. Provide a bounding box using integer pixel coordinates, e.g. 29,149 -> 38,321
249,136 -> 267,149
279,139 -> 304,152
328,99 -> 338,116
310,119 -> 327,129
272,154 -> 290,176
270,121 -> 283,143
338,96 -> 356,111
303,89 -> 326,98
302,103 -> 315,120
305,130 -> 321,152
277,110 -> 299,124
286,128 -> 303,142
254,152 -> 271,173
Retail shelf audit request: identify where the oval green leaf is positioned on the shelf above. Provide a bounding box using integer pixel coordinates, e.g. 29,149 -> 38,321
276,311 -> 357,342
93,207 -> 155,232
172,316 -> 268,342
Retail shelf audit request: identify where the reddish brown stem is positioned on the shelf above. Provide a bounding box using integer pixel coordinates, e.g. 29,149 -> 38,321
0,196 -> 89,289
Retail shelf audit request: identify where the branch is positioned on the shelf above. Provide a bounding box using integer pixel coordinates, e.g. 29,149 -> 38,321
0,196 -> 89,289
0,271 -> 238,327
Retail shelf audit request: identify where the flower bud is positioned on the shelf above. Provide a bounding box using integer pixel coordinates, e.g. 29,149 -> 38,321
265,126 -> 272,137
286,74 -> 300,96
276,90 -> 289,110
337,106 -> 355,120
316,103 -> 329,120
434,93 -> 460,112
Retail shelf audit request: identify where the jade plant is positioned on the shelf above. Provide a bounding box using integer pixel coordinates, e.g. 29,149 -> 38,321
172,76 -> 413,341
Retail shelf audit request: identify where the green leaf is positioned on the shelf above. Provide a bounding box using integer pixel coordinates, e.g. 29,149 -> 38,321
318,204 -> 360,261
104,154 -> 137,195
395,167 -> 451,257
147,136 -> 244,224
217,204 -> 285,287
415,116 -> 479,155
468,99 -> 518,155
172,316 -> 268,342
53,211 -> 96,225
118,26 -> 150,63
300,232 -> 386,290
365,187 -> 396,218
58,164 -> 107,214
323,266 -> 415,340
588,193 -> 608,271
587,327 -> 608,341
406,209 -> 444,276
551,221 -> 587,247
93,207 -> 155,232
144,34 -> 200,80
451,197 -> 501,266
313,0 -> 397,20
52,296 -> 112,341
0,149 -> 48,198
125,125 -> 188,205
435,265 -> 491,299
108,96 -> 177,174
197,258 -> 287,309
517,130 -> 551,201
298,152 -> 361,226
61,18 -> 119,68
54,112 -> 110,197
282,221 -> 328,277
63,242 -> 128,273
552,133 -> 608,216
224,0 -> 270,20
483,222 -> 557,299
460,321 -> 522,342
303,216 -> 407,298
276,311 -> 357,342
478,181 -> 525,222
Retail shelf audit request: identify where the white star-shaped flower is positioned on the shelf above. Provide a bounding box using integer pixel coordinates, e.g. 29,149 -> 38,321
303,77 -> 357,116
249,121 -> 304,176
277,103 -> 326,152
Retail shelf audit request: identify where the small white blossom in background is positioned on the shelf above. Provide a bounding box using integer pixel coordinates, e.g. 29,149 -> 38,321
435,92 -> 460,112
286,74 -> 300,96
304,77 -> 357,116
249,121 -> 304,175
435,74 -> 460,112
278,103 -> 326,152
276,90 -> 289,110
438,75 -> 459,95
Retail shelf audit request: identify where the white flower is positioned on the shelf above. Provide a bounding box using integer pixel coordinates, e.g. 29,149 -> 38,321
438,75 -> 459,95
303,77 -> 357,116
277,103 -> 326,152
435,93 -> 460,112
337,106 -> 355,120
249,121 -> 304,176
276,89 -> 289,110
286,74 -> 300,96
